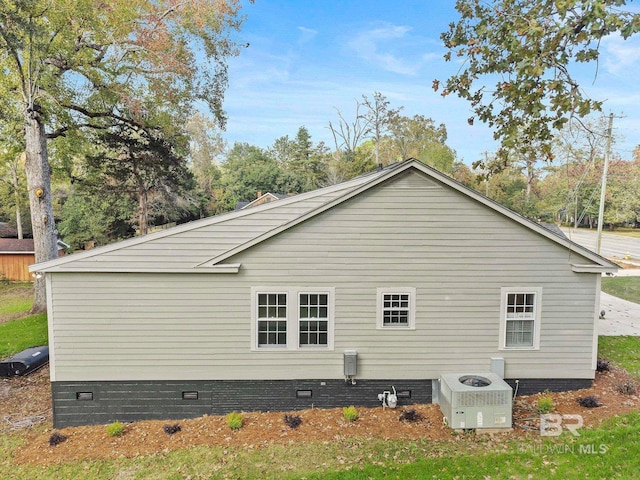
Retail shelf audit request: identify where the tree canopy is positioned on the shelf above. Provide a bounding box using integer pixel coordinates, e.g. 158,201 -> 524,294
0,0 -> 248,311
437,0 -> 640,162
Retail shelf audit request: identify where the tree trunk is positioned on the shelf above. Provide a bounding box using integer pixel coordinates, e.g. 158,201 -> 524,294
525,156 -> 534,204
15,204 -> 23,239
10,163 -> 23,239
138,185 -> 148,235
24,111 -> 57,313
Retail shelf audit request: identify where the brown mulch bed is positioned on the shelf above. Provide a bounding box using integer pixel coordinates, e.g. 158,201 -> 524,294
2,365 -> 639,466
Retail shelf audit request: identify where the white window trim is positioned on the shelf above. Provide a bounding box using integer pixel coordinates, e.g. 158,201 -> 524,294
499,287 -> 542,350
251,287 -> 335,351
254,291 -> 289,349
376,287 -> 416,330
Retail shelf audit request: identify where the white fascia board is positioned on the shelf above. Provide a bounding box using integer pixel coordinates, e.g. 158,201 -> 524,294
32,264 -> 241,274
571,264 -> 618,274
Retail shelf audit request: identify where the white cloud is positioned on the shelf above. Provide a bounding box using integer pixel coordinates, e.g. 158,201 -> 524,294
601,33 -> 640,76
297,26 -> 318,43
346,24 -> 431,75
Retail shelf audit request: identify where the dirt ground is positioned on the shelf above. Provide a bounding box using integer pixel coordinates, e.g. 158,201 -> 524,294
1,364 -> 639,466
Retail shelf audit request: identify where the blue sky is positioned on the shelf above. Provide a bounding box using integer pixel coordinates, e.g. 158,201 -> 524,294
221,0 -> 640,165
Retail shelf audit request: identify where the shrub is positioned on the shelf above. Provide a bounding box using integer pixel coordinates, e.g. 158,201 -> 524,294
283,414 -> 302,429
48,432 -> 67,446
226,411 -> 243,430
537,395 -> 555,414
616,382 -> 638,395
343,406 -> 358,422
596,358 -> 611,372
106,421 -> 125,437
399,409 -> 424,423
577,395 -> 601,408
163,423 -> 182,435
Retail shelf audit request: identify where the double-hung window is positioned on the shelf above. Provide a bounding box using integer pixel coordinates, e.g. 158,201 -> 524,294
500,287 -> 542,350
257,293 -> 288,347
299,293 -> 329,346
377,287 -> 416,329
252,287 -> 334,350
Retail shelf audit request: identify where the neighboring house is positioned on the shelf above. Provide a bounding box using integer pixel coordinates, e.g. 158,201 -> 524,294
236,192 -> 288,210
0,239 -> 66,282
31,159 -> 617,428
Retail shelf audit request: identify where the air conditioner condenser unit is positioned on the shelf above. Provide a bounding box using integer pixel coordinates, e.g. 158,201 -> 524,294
438,372 -> 512,429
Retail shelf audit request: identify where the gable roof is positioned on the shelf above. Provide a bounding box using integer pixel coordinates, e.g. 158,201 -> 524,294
0,238 -> 67,254
31,159 -> 617,274
0,238 -> 35,253
241,192 -> 288,210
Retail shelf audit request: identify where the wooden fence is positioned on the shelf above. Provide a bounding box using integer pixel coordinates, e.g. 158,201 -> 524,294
0,253 -> 35,282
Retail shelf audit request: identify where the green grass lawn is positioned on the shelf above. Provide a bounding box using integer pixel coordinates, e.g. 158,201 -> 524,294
0,313 -> 48,358
0,282 -> 33,319
598,336 -> 640,379
601,276 -> 640,304
604,227 -> 640,239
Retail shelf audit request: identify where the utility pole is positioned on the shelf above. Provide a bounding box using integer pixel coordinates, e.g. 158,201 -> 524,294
596,113 -> 614,255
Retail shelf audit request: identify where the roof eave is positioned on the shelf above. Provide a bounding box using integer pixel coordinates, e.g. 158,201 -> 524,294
30,263 -> 242,275
571,264 -> 618,274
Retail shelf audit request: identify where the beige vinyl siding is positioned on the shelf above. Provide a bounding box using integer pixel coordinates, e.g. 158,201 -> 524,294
49,170 -> 599,382
44,177 -> 374,272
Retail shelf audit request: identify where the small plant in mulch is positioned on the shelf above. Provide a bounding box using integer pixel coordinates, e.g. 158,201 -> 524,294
226,411 -> 243,430
596,358 -> 611,372
283,414 -> 302,429
48,432 -> 67,446
106,421 -> 125,437
537,395 -> 555,414
342,406 -> 358,422
577,395 -> 601,408
399,409 -> 424,423
616,382 -> 638,395
163,423 -> 182,435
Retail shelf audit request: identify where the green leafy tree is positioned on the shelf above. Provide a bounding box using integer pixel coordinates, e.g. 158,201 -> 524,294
0,0 -> 247,311
86,123 -> 195,235
438,0 -> 640,163
285,127 -> 329,192
271,128 -> 332,190
185,113 -> 227,217
546,117 -> 610,226
58,188 -> 135,250
219,143 -> 285,210
602,159 -> 640,228
384,114 -> 456,173
0,124 -> 29,238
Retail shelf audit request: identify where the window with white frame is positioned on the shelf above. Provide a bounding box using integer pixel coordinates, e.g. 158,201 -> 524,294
252,287 -> 334,350
257,293 -> 288,347
500,287 -> 542,349
299,293 -> 329,346
377,288 -> 416,329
